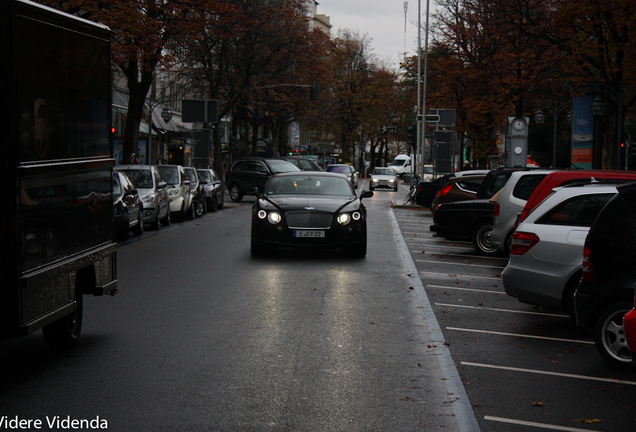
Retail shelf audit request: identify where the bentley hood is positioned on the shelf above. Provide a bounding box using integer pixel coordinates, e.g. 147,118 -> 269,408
262,195 -> 357,213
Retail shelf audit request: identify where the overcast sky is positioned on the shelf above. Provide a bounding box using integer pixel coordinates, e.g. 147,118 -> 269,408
316,0 -> 434,69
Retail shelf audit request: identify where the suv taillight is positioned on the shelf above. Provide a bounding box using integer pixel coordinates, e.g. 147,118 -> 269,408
494,203 -> 500,217
510,232 -> 540,255
581,245 -> 594,282
519,207 -> 530,222
435,184 -> 452,200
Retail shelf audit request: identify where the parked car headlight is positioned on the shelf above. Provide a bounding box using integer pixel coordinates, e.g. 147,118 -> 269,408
142,195 -> 155,203
268,211 -> 282,224
337,213 -> 351,225
168,188 -> 179,196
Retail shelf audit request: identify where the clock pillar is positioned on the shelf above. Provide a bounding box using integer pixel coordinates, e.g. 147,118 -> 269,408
507,117 -> 529,167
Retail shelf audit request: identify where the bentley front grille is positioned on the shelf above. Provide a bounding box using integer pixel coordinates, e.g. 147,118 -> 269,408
286,211 -> 333,229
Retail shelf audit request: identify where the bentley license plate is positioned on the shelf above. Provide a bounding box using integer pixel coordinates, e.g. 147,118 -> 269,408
294,230 -> 325,238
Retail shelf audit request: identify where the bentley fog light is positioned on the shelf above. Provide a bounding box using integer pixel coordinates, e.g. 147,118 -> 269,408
337,213 -> 351,225
352,212 -> 361,221
268,211 -> 282,224
258,210 -> 267,219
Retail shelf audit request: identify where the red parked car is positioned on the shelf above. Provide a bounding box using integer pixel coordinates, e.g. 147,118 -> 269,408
624,291 -> 636,365
519,170 -> 636,223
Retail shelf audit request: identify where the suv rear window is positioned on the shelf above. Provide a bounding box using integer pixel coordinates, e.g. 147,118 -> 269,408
537,193 -> 615,227
456,178 -> 483,193
513,174 -> 547,201
267,160 -> 300,173
326,166 -> 352,173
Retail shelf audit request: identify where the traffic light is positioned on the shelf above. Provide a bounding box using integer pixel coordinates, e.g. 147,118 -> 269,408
406,126 -> 415,147
310,82 -> 319,101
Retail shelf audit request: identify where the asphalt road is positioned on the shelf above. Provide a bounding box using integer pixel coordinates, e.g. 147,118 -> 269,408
0,180 -> 476,432
2,178 -> 633,432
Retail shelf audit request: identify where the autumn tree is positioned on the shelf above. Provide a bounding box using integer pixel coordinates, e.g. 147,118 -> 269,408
423,0 -> 569,167
326,30 -> 380,163
174,0 -> 331,172
497,0 -> 636,168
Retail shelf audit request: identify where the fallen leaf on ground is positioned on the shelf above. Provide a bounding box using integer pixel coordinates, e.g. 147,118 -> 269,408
574,418 -> 602,424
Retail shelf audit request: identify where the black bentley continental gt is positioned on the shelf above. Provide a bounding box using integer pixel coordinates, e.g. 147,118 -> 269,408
251,172 -> 373,257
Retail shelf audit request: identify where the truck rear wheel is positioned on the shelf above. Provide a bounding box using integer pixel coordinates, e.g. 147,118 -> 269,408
42,294 -> 83,350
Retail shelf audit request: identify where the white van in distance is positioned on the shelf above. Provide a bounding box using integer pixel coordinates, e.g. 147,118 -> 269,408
389,155 -> 434,180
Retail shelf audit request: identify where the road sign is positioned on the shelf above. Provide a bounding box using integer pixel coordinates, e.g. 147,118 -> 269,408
182,99 -> 218,123
298,145 -> 307,151
428,109 -> 456,127
425,114 -> 440,123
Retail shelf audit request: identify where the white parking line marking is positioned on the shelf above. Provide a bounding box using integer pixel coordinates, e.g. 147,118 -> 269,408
407,238 -> 472,245
435,303 -> 568,318
446,327 -> 593,344
421,271 -> 502,280
409,244 -> 474,251
427,285 -> 505,294
484,416 -> 603,432
463,362 -> 636,386
416,259 -> 505,270
423,252 -> 509,261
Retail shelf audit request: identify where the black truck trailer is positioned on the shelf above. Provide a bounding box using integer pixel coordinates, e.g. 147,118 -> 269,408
0,0 -> 117,348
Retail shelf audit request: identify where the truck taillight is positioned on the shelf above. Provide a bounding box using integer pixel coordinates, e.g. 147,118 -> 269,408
581,245 -> 594,282
510,232 -> 539,255
494,203 -> 500,217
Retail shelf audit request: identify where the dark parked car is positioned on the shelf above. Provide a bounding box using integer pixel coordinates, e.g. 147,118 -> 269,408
574,182 -> 636,370
430,168 -> 532,255
184,166 -> 207,217
416,174 -> 453,208
415,170 -> 489,208
250,172 -> 373,257
226,158 -> 300,202
430,174 -> 486,213
197,168 -> 224,211
112,171 -> 143,241
115,165 -> 171,230
280,156 -> 323,171
325,164 -> 359,188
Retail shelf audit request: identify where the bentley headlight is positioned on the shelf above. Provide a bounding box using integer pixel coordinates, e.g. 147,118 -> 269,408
352,211 -> 361,221
268,211 -> 282,224
258,210 -> 267,219
337,213 -> 351,225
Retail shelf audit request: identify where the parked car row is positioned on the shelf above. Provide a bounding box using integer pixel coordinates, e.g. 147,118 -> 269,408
225,157 -> 364,202
427,167 -> 636,369
113,164 -> 225,240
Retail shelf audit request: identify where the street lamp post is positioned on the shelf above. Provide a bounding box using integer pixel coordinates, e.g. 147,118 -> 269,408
534,98 -> 571,168
590,82 -> 634,170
